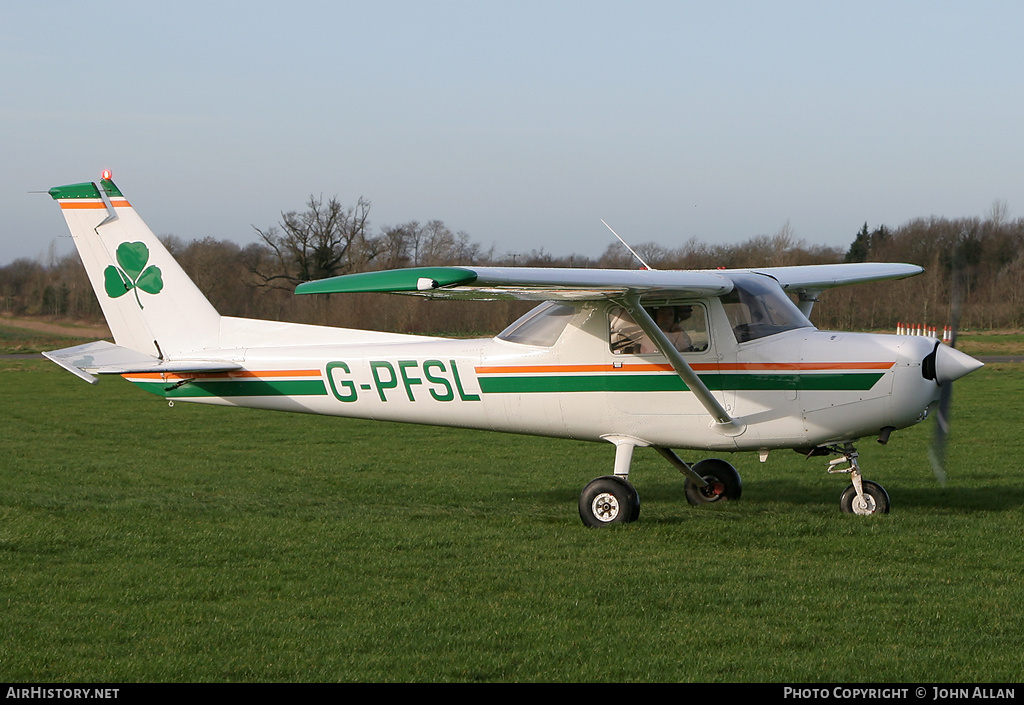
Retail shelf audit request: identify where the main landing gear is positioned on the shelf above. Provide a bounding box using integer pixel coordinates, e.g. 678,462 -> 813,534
827,443 -> 890,516
578,476 -> 640,527
577,440 -> 743,527
682,458 -> 743,506
578,440 -> 644,527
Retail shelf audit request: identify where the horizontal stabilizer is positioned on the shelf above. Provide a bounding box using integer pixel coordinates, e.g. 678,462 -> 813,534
44,341 -> 241,384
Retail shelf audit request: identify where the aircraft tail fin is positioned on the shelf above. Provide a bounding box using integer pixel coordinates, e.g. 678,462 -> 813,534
48,176 -> 221,359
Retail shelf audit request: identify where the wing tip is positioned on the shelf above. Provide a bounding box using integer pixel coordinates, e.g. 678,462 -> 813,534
296,267 -> 478,295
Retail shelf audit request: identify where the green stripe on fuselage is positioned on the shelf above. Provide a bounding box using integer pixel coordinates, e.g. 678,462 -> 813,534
131,379 -> 328,398
132,372 -> 883,398
477,372 -> 885,394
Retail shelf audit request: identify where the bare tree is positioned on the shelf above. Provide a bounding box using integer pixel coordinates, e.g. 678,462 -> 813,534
250,195 -> 373,288
377,219 -> 489,269
988,199 -> 1009,227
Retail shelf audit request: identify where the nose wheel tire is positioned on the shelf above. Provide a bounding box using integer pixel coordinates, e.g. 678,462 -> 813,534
839,480 -> 890,515
684,459 -> 742,505
579,476 -> 640,527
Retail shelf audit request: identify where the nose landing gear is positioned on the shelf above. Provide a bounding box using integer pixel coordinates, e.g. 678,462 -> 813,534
827,444 -> 890,515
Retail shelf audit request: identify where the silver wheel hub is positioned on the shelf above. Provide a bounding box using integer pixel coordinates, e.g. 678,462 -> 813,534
851,493 -> 877,515
591,492 -> 620,522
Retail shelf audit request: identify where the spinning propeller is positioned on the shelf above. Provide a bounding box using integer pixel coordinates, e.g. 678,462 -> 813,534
927,235 -> 982,484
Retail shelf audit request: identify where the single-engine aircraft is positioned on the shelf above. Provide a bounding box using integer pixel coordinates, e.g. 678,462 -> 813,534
43,174 -> 984,526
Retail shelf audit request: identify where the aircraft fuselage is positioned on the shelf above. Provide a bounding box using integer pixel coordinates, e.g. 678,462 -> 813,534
122,300 -> 944,454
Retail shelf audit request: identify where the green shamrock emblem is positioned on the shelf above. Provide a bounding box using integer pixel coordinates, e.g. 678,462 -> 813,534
104,241 -> 164,309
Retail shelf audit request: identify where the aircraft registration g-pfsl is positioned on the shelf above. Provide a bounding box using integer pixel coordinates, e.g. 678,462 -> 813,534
44,174 -> 984,526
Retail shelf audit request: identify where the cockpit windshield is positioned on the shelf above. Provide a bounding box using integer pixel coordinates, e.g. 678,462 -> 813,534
720,274 -> 814,343
497,302 -> 576,346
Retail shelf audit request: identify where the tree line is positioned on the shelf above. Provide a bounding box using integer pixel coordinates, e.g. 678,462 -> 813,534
3,196 -> 1023,334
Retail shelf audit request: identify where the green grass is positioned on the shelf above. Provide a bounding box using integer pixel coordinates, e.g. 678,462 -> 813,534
2,359 -> 1023,682
956,332 -> 1024,357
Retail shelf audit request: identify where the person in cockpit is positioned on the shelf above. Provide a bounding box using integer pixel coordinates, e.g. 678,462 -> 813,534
640,306 -> 694,353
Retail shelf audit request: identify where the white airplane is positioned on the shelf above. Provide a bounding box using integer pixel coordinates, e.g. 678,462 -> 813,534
43,174 -> 983,526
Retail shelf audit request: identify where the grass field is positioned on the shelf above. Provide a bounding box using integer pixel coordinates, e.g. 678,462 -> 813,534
2,356 -> 1024,683
956,331 -> 1024,358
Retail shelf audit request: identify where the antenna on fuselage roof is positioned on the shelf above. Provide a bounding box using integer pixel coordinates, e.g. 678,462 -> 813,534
601,219 -> 654,270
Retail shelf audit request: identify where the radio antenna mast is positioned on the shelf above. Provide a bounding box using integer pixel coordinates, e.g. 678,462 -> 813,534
601,219 -> 653,270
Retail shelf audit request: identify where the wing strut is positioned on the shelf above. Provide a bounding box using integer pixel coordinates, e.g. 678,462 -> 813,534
621,294 -> 745,436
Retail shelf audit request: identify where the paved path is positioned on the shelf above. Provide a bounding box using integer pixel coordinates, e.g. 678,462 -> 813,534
0,316 -> 109,338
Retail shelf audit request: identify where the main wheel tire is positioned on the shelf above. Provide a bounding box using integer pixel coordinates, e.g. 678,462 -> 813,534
579,476 -> 640,527
839,481 -> 890,515
684,459 -> 743,505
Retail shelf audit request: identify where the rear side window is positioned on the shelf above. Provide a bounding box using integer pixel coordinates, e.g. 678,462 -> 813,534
498,302 -> 576,346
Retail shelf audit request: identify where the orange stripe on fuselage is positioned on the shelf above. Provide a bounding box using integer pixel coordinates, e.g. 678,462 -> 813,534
718,362 -> 895,370
476,364 -> 675,374
124,369 -> 321,381
475,361 -> 896,374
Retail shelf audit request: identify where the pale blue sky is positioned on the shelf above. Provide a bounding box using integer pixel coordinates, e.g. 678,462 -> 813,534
3,1 -> 1022,265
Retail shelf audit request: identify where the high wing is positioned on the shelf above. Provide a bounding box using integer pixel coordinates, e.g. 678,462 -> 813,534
295,266 -> 734,300
295,262 -> 922,302
747,262 -> 923,294
742,262 -> 923,316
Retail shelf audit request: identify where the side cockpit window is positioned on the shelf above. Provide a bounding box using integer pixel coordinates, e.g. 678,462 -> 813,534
497,302 -> 576,346
609,305 -> 709,355
720,274 -> 813,343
